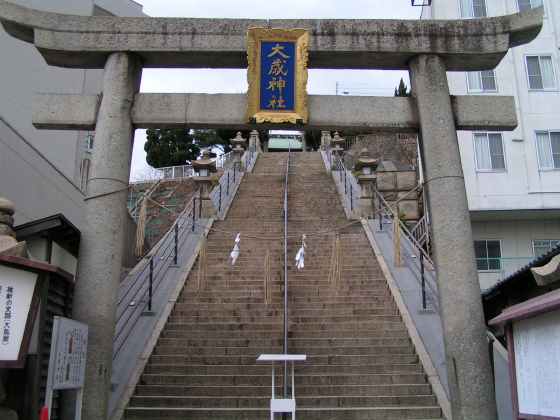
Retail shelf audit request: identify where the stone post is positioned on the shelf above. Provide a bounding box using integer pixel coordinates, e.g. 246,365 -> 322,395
354,149 -> 378,219
72,52 -> 142,420
320,131 -> 332,150
192,150 -> 218,218
409,54 -> 496,420
249,130 -> 262,152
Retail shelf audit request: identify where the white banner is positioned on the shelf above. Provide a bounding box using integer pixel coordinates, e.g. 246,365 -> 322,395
0,265 -> 38,363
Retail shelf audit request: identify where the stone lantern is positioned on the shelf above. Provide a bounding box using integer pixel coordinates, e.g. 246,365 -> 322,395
354,148 -> 379,218
230,132 -> 247,170
331,131 -> 345,158
0,197 -> 26,257
192,149 -> 218,218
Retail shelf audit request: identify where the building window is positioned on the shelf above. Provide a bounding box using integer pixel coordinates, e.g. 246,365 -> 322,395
536,131 -> 560,170
475,240 -> 502,271
526,55 -> 556,90
474,133 -> 506,171
460,0 -> 487,18
467,70 -> 498,92
533,239 -> 560,257
518,0 -> 543,12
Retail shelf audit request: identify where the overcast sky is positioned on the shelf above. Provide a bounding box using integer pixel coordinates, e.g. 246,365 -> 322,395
130,0 -> 421,180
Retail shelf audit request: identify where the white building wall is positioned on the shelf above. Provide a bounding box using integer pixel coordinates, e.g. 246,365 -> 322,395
472,219 -> 560,290
428,0 -> 560,288
0,0 -> 144,228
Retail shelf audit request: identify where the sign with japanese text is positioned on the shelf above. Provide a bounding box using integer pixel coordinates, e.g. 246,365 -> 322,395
47,317 -> 88,390
247,28 -> 309,124
0,264 -> 39,367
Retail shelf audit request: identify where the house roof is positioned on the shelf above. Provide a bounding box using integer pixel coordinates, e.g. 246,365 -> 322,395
15,214 -> 81,256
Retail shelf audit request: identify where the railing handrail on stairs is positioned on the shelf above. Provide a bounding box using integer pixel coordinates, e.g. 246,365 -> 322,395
113,193 -> 200,359
283,147 -> 291,398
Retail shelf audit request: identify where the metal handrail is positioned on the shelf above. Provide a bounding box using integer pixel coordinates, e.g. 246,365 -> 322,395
113,193 -> 199,359
329,152 -> 360,216
374,187 -> 434,268
283,147 -> 291,398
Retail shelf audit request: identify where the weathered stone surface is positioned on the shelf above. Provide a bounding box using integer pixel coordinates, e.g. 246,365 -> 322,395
410,54 -> 497,420
0,0 -> 543,70
33,93 -> 518,133
32,94 -> 100,130
72,52 -> 142,420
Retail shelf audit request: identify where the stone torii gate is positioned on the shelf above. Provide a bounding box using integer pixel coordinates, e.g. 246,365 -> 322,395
0,2 -> 543,419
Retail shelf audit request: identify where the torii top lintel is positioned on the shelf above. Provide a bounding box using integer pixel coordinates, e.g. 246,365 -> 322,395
0,0 -> 543,71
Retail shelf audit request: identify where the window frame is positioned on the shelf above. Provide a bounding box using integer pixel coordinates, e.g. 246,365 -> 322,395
517,0 -> 546,15
474,239 -> 502,272
84,132 -> 95,153
473,132 -> 507,173
466,70 -> 499,93
532,239 -> 560,257
535,130 -> 560,171
524,54 -> 558,92
459,0 -> 487,18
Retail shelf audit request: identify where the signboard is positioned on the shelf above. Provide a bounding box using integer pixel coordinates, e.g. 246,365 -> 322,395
45,317 -> 88,420
513,310 -> 560,419
0,264 -> 40,368
246,28 -> 309,124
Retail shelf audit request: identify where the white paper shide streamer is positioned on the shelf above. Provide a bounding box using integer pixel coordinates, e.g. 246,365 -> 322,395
295,234 -> 306,271
230,233 -> 241,266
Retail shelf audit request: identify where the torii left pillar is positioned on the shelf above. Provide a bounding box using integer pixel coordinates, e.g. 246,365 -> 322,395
72,52 -> 142,420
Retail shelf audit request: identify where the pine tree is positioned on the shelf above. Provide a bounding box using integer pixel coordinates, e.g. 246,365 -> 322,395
394,78 -> 410,97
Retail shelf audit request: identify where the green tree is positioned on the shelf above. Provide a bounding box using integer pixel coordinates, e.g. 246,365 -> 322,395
394,78 -> 410,97
144,128 -> 200,168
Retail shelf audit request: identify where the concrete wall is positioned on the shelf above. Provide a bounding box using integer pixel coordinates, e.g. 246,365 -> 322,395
0,117 -> 85,227
0,0 -> 144,230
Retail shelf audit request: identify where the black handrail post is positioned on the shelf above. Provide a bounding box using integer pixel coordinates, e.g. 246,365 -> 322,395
174,224 -> 179,265
192,197 -> 196,232
227,171 -> 230,195
420,252 -> 427,310
350,185 -> 353,212
148,258 -> 154,312
219,184 -> 222,212
344,170 -> 348,195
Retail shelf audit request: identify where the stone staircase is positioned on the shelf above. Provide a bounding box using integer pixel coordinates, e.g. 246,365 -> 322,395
124,152 -> 444,419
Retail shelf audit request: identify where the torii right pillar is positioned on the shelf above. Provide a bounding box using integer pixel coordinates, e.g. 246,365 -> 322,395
409,54 -> 496,420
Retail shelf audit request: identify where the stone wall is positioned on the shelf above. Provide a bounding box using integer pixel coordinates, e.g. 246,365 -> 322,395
344,132 -> 418,169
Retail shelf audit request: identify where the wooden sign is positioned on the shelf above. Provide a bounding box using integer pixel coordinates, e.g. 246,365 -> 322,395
0,264 -> 40,368
246,28 -> 309,124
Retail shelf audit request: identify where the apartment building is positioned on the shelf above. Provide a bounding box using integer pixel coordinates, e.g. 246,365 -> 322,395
0,0 -> 144,229
424,0 -> 560,289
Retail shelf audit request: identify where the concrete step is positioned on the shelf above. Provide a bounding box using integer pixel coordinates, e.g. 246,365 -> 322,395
155,337 -> 411,348
143,363 -> 423,376
153,345 -> 415,357
125,406 -> 443,419
147,354 -> 419,366
134,384 -> 433,397
128,395 -> 438,408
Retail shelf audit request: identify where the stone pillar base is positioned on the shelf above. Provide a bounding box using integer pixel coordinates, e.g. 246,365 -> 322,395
359,196 -> 374,219
200,198 -> 217,218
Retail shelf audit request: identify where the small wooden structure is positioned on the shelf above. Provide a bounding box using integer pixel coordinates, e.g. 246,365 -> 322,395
490,289 -> 560,419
